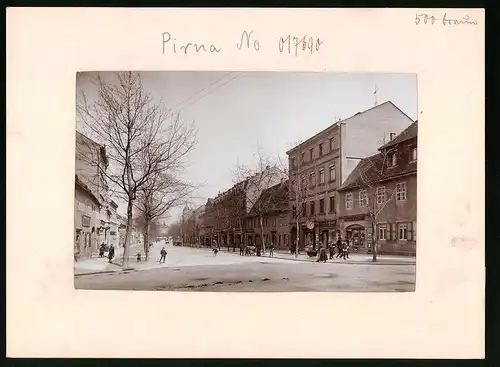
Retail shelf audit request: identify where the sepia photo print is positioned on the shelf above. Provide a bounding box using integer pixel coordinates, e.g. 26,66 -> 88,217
74,71 -> 418,292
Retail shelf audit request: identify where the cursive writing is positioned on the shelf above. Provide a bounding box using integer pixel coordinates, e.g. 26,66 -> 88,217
278,34 -> 323,56
236,30 -> 260,51
162,32 -> 222,54
415,13 -> 478,26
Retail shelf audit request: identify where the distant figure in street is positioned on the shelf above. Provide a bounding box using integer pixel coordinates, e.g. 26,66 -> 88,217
344,239 -> 350,259
316,243 -> 328,263
336,238 -> 343,258
99,243 -> 105,258
136,252 -> 142,263
328,242 -> 335,259
159,247 -> 167,263
239,244 -> 244,256
107,245 -> 115,263
212,240 -> 219,256
269,242 -> 275,257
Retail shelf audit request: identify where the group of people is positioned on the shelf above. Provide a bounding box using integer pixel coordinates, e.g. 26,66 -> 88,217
313,238 -> 351,263
98,243 -> 115,263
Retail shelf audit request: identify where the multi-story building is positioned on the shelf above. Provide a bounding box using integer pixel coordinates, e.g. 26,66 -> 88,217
201,166 -> 286,248
337,121 -> 418,255
286,101 -> 414,250
246,180 -> 290,250
74,175 -> 101,260
75,131 -> 109,258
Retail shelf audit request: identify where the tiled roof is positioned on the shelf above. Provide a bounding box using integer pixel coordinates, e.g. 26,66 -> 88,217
379,121 -> 418,150
338,122 -> 418,191
75,174 -> 101,206
249,180 -> 289,215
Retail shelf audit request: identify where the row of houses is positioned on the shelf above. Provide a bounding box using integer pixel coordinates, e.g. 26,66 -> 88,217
182,101 -> 417,256
74,131 -> 140,261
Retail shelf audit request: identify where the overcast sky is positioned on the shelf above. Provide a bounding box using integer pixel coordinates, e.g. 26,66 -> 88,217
76,71 -> 417,225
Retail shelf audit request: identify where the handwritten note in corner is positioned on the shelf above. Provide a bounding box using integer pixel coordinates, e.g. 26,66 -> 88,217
161,30 -> 324,57
415,12 -> 478,26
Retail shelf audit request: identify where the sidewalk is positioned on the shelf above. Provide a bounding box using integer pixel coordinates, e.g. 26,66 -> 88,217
74,242 -> 145,276
209,247 -> 416,265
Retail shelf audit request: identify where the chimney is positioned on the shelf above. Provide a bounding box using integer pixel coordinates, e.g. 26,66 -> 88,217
390,132 -> 396,141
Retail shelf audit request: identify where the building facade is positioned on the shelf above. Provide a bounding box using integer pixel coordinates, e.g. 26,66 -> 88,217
245,180 -> 290,250
337,121 -> 418,255
286,101 -> 414,250
74,175 -> 101,260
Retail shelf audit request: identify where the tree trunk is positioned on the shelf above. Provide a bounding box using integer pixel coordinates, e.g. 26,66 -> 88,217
122,198 -> 133,268
372,221 -> 377,262
145,219 -> 151,261
259,215 -> 266,254
295,217 -> 299,258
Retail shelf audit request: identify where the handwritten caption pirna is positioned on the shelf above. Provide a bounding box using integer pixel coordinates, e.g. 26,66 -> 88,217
162,30 -> 323,56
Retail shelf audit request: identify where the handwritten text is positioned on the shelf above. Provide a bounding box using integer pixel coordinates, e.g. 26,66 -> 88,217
162,32 -> 222,54
415,13 -> 478,26
278,34 -> 323,56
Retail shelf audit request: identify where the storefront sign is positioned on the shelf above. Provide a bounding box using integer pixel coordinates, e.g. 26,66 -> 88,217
343,214 -> 367,222
82,215 -> 91,227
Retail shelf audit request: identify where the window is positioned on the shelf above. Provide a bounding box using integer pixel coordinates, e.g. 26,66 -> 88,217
345,193 -> 353,210
329,164 -> 336,181
272,218 -> 276,227
398,223 -> 408,240
359,190 -> 368,207
376,186 -> 386,205
319,169 -> 325,184
329,196 -> 335,213
309,148 -> 314,161
396,182 -> 407,201
309,172 -> 314,187
413,221 -> 417,240
301,203 -> 306,216
301,177 -> 307,190
389,153 -> 397,167
378,225 -> 387,240
291,157 -> 296,168
411,147 -> 417,161
319,143 -> 323,156
319,199 -> 325,214
329,137 -> 335,151
301,152 -> 305,162
310,201 -> 316,216
292,205 -> 297,217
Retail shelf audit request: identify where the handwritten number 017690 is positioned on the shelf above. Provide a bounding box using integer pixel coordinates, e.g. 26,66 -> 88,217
279,34 -> 323,56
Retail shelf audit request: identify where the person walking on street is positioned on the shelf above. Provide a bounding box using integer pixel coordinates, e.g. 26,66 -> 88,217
107,244 -> 115,263
336,238 -> 343,258
269,242 -> 275,257
316,243 -> 328,263
159,247 -> 167,263
99,243 -> 105,258
345,239 -> 350,259
328,242 -> 335,259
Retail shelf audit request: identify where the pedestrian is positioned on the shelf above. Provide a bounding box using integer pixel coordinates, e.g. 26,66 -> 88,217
107,244 -> 115,263
269,242 -> 274,257
99,243 -> 105,258
328,242 -> 334,259
316,243 -> 328,263
136,252 -> 142,263
345,239 -> 350,259
159,247 -> 167,263
336,238 -> 343,258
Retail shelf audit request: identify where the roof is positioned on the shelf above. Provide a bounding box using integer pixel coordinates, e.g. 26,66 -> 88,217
75,175 -> 101,206
286,101 -> 413,155
249,180 -> 289,215
338,122 -> 418,191
379,120 -> 418,150
76,130 -> 109,167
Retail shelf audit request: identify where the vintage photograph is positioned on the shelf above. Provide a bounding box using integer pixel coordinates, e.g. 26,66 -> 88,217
74,71 -> 418,292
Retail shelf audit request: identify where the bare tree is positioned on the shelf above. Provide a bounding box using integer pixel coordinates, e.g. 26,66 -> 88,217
166,220 -> 182,240
275,141 -> 314,258
234,145 -> 287,254
345,148 -> 398,262
77,72 -> 197,268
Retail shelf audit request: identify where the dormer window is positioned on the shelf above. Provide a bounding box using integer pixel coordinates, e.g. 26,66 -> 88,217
388,153 -> 397,167
410,147 -> 417,162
